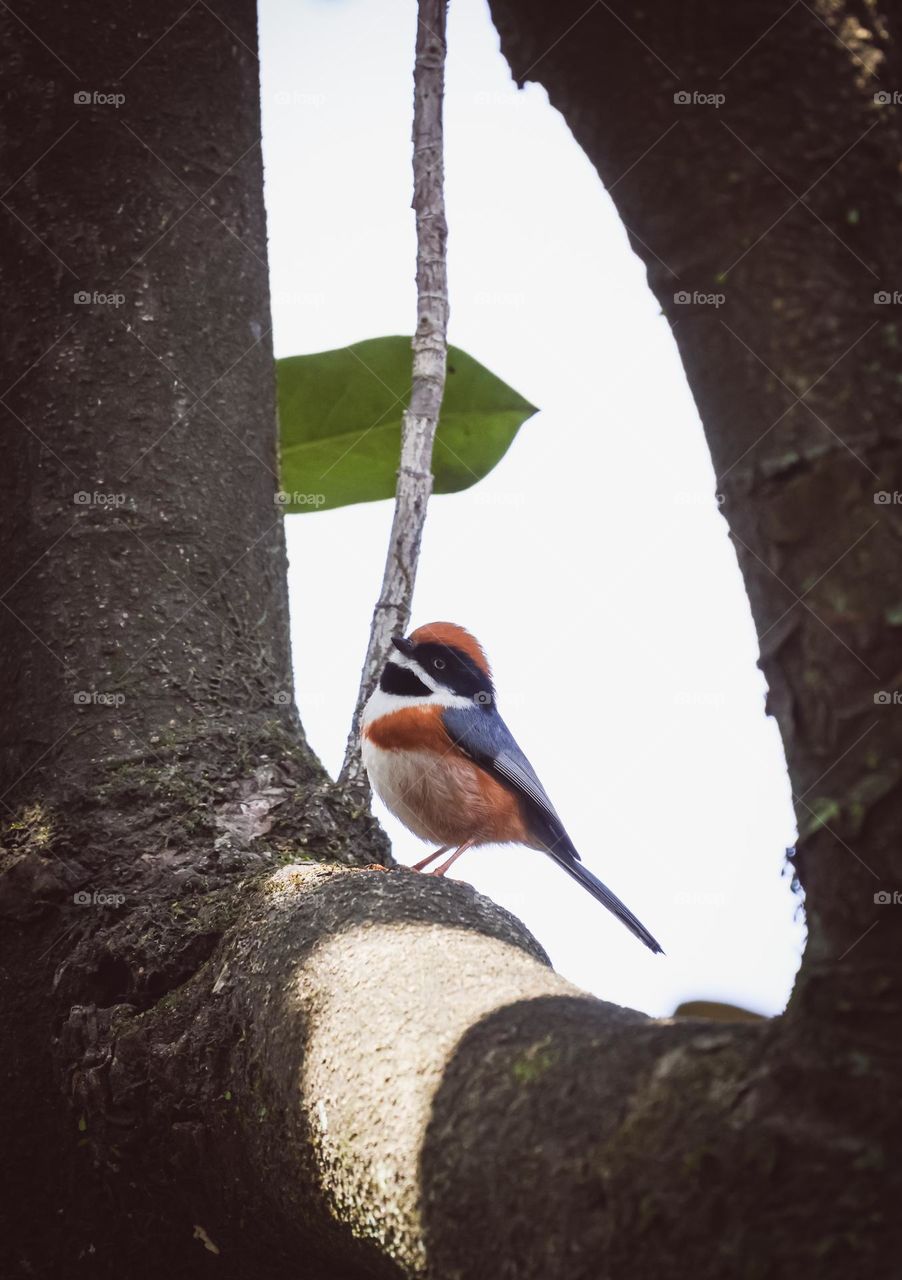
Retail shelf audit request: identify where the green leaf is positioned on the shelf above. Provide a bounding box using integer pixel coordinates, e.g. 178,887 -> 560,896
276,336 -> 537,513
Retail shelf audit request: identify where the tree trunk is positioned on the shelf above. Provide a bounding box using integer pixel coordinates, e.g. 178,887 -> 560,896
1,2 -> 899,1278
485,0 -> 902,979
484,0 -> 902,1266
0,1 -> 387,1272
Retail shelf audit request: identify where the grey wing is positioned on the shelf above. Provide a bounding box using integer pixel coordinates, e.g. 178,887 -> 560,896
442,705 -> 578,860
443,704 -> 663,952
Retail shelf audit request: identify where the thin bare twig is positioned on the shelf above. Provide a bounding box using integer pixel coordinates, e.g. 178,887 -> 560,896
339,0 -> 449,788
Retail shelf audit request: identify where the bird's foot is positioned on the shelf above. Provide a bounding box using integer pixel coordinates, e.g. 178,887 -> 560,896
411,846 -> 450,873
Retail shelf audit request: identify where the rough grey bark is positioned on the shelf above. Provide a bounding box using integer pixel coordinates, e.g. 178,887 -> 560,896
485,0 -> 902,985
0,2 -> 389,1274
481,0 -> 902,1271
0,2 -> 294,789
341,0 -> 450,790
2,1 -> 900,1279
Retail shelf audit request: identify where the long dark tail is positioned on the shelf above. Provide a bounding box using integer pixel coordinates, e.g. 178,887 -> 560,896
546,848 -> 664,954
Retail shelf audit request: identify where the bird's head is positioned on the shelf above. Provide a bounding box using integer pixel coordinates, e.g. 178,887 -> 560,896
382,621 -> 494,705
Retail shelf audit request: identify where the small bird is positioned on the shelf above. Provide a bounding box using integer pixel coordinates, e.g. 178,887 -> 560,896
361,621 -> 663,953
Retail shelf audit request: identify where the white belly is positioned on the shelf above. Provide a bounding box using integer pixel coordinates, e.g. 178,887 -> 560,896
362,738 -> 480,845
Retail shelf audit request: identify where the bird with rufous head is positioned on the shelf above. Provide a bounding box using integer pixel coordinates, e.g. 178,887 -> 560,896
361,621 -> 663,953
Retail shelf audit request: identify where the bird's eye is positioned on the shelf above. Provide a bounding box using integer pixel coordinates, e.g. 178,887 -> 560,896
433,657 -> 446,670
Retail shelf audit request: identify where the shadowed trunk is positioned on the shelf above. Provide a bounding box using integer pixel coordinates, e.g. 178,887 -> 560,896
0,1 -> 387,1273
1,1 -> 899,1277
484,0 -> 902,986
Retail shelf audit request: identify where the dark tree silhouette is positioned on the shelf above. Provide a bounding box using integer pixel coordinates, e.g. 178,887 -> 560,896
1,1 -> 898,1277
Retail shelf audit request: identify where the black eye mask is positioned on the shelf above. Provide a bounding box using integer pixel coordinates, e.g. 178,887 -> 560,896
412,642 -> 494,700
380,661 -> 431,697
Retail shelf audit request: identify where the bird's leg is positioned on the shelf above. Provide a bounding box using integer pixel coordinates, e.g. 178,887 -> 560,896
411,845 -> 450,873
429,838 -> 476,878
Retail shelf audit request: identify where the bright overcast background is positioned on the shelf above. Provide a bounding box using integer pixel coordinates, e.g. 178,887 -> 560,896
257,0 -> 805,1017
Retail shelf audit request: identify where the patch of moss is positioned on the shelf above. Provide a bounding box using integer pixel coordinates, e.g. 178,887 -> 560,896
511,1036 -> 556,1085
800,797 -> 840,838
1,802 -> 55,856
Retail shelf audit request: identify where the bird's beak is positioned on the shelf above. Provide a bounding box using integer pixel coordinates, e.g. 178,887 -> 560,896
391,635 -> 415,657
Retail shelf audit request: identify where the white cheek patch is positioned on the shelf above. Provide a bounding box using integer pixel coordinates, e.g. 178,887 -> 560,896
363,687 -> 433,724
363,659 -> 475,727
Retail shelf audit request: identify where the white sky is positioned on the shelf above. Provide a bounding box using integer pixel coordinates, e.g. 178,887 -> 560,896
257,0 -> 805,1017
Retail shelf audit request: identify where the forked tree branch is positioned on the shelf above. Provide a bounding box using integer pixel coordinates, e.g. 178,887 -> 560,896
339,0 -> 449,788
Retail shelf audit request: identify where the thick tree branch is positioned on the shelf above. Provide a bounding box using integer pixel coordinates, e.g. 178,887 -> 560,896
340,0 -> 450,788
60,863 -> 896,1279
